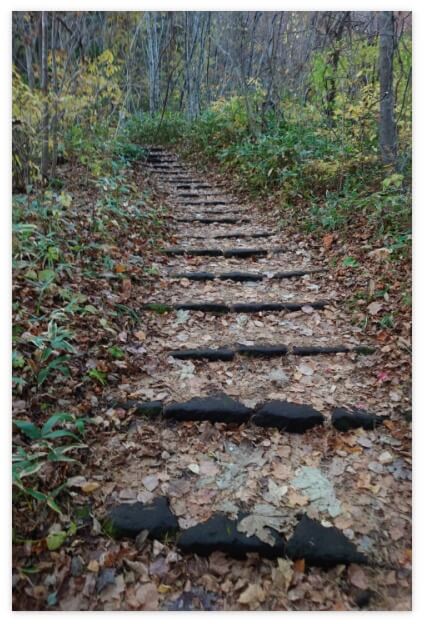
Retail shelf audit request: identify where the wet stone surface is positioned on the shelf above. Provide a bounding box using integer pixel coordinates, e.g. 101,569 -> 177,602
106,497 -> 179,540
163,395 -> 252,424
331,407 -> 385,431
286,515 -> 368,568
252,401 -> 325,433
177,513 -> 286,559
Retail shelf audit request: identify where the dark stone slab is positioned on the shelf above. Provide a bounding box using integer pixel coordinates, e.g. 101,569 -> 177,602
177,513 -> 286,559
292,345 -> 350,356
110,400 -> 163,418
286,515 -> 367,568
213,232 -> 273,239
163,395 -> 252,424
219,271 -> 264,282
252,400 -> 324,433
179,200 -> 231,206
106,497 -> 179,540
174,302 -> 229,313
176,217 -> 249,224
231,301 -> 328,313
223,248 -> 267,258
272,269 -> 325,279
332,407 -> 384,432
165,248 -> 224,257
236,344 -> 288,357
170,272 -> 216,281
169,348 -> 235,361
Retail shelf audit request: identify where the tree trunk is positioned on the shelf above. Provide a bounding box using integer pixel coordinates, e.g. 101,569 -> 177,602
40,11 -> 49,181
379,11 -> 397,166
51,12 -> 59,179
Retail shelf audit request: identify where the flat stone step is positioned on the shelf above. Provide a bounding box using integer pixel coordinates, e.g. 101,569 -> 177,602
170,347 -> 236,361
176,184 -> 216,190
186,232 -> 274,240
163,395 -> 252,424
286,515 -> 367,567
331,407 -> 384,431
177,513 -> 286,559
106,395 -> 384,433
164,247 -> 272,257
169,269 -> 325,281
169,343 -> 366,360
106,496 -> 179,540
252,400 -> 324,433
178,200 -> 235,206
175,217 -> 249,225
144,299 -> 330,313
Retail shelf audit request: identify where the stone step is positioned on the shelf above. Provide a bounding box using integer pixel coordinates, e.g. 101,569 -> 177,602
169,343 -> 368,360
143,300 -> 330,313
106,498 -> 368,566
184,232 -> 274,240
110,396 -> 383,433
176,184 -> 216,190
178,200 -> 236,206
164,247 -> 280,257
170,269 -> 326,281
174,217 -> 250,225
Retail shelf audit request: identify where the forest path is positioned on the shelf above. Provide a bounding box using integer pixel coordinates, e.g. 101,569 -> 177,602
63,148 -> 411,611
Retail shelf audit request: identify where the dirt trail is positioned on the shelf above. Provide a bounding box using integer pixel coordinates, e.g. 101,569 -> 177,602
54,148 -> 411,610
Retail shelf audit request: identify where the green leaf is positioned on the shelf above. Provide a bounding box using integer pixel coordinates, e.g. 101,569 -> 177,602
12,350 -> 25,369
41,412 -> 74,435
13,420 -> 41,440
42,429 -> 80,441
107,346 -> 125,359
38,269 -> 56,283
88,368 -> 107,385
46,531 -> 67,550
342,256 -> 359,268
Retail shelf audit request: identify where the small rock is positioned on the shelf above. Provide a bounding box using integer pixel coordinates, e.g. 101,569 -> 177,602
163,395 -> 252,424
332,408 -> 384,432
177,513 -> 286,559
106,496 -> 179,539
286,515 -> 367,568
252,401 -> 324,433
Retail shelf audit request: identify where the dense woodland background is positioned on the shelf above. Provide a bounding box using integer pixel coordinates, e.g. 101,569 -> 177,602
12,11 -> 412,580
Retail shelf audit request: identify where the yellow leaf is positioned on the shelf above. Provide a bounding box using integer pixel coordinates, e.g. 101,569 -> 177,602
80,482 -> 101,494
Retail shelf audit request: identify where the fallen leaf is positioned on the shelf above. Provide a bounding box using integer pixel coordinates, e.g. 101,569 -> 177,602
348,564 -> 368,590
188,463 -> 200,474
323,233 -> 334,250
287,490 -> 309,507
87,560 -> 99,573
238,583 -> 265,606
142,475 -> 159,491
367,301 -> 383,315
80,481 -> 101,494
134,583 -> 159,609
134,330 -> 146,341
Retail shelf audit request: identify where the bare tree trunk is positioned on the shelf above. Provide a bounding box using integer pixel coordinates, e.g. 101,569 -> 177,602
145,12 -> 161,114
50,12 -> 58,178
379,11 -> 397,166
40,11 -> 49,181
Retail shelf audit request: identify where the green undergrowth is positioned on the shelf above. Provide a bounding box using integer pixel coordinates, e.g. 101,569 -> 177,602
12,131 -> 168,519
126,96 -> 411,255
